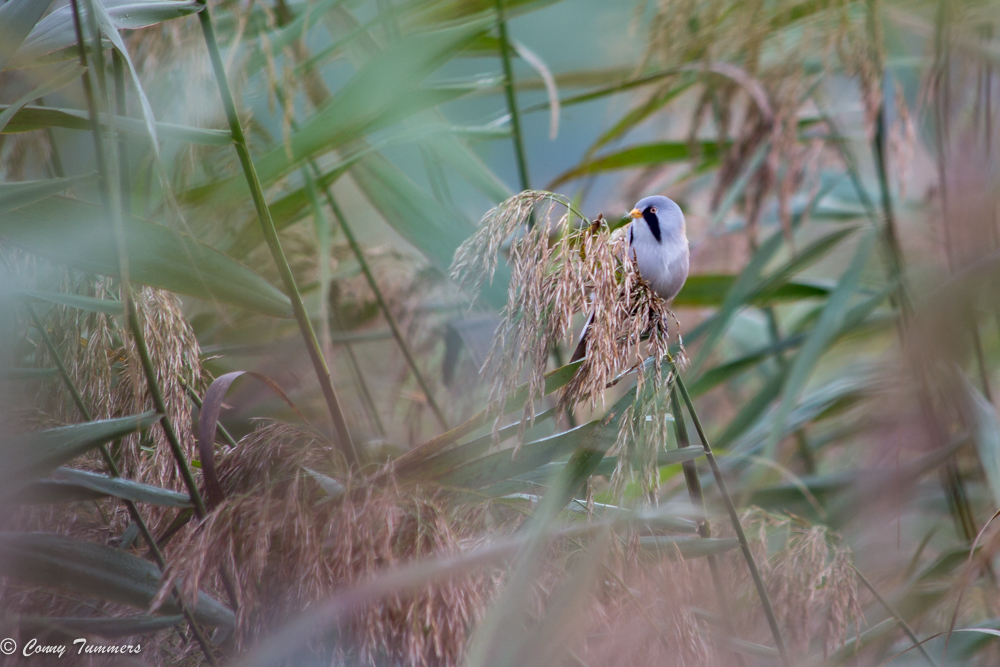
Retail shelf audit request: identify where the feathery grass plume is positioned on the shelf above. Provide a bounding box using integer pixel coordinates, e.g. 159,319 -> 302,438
608,360 -> 676,498
0,131 -> 53,182
641,0 -> 870,236
110,286 -> 204,493
24,279 -> 202,537
157,421 -> 501,666
451,191 -> 675,446
580,552 -> 717,666
720,509 -> 863,657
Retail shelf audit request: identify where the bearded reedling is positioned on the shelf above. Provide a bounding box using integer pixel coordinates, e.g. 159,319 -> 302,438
571,195 -> 689,362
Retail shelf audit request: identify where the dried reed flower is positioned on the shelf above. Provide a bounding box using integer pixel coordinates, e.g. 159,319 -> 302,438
610,361 -> 677,497
721,509 -> 864,657
158,421 -> 501,666
451,191 -> 675,450
577,537 -> 717,666
25,280 -> 203,538
640,0 -> 872,239
109,287 -> 203,494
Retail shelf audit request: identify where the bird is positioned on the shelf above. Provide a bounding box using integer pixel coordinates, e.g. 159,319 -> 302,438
570,195 -> 689,363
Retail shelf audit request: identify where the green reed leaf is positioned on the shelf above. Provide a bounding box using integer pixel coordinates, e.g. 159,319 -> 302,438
1,412 -> 161,499
0,0 -> 56,70
0,196 -> 293,317
0,532 -> 233,628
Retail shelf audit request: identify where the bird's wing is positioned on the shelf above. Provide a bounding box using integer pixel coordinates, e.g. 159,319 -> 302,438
570,310 -> 595,363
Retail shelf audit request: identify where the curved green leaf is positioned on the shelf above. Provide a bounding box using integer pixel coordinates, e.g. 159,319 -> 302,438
435,422 -> 599,489
0,105 -> 232,145
21,289 -> 124,316
0,0 -> 56,70
7,0 -> 203,68
550,141 -> 726,188
0,196 -> 293,317
2,412 -> 162,499
674,274 -> 830,307
0,174 -> 97,216
50,467 -> 193,507
0,532 -> 234,628
0,63 -> 83,134
400,409 -> 555,481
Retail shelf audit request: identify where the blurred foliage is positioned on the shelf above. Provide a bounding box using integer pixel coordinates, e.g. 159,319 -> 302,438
1,0 -> 1000,664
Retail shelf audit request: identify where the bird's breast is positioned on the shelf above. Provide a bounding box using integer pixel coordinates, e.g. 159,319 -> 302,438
629,235 -> 690,301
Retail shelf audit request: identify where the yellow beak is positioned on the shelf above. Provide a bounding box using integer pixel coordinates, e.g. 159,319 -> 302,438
629,208 -> 642,219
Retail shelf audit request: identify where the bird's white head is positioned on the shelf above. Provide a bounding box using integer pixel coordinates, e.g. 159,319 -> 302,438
629,195 -> 685,244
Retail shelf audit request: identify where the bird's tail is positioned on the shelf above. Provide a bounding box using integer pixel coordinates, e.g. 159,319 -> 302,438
569,310 -> 594,363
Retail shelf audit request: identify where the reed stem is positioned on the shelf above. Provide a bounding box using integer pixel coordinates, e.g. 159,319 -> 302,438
195,0 -> 359,467
673,370 -> 790,666
67,4 -> 220,660
670,386 -> 747,667
324,191 -> 450,431
495,0 -> 531,196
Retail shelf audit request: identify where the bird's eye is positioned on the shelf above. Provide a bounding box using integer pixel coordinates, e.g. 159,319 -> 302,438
650,207 -> 657,213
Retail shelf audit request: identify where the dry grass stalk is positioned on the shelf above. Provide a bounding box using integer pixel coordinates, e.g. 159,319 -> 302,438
157,421 -> 502,666
451,191 -> 675,449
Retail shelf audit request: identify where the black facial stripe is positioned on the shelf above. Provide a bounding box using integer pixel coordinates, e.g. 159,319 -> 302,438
642,207 -> 661,242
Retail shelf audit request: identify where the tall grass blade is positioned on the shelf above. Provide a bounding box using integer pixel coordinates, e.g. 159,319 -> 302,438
674,371 -> 790,666
766,229 -> 875,458
196,0 -> 358,466
2,412 -> 161,500
0,532 -> 234,628
0,0 -> 56,70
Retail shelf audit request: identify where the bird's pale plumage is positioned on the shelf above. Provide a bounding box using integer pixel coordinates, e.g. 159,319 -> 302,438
571,195 -> 689,362
628,195 -> 690,301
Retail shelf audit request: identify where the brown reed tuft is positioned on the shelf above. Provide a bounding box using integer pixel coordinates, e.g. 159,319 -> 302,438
23,277 -> 203,540
640,0 -> 873,240
722,509 -> 864,657
579,545 -> 718,666
157,420 -> 502,666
